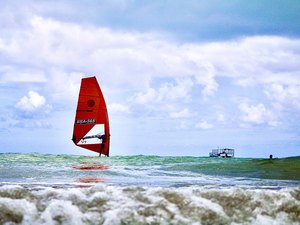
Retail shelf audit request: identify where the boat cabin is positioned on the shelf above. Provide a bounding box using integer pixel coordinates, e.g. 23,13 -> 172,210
209,148 -> 234,158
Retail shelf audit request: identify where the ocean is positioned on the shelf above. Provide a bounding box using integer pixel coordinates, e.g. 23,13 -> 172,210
0,153 -> 299,225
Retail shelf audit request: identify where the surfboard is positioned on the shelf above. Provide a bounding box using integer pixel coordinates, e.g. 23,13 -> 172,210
72,76 -> 110,156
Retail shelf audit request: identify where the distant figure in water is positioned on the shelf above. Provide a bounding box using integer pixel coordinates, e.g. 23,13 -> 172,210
269,154 -> 273,159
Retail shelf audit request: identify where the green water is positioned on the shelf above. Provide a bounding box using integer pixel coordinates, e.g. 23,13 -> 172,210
0,153 -> 299,188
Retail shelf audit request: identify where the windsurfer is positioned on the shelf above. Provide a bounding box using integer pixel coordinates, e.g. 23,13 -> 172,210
72,77 -> 110,156
82,133 -> 105,141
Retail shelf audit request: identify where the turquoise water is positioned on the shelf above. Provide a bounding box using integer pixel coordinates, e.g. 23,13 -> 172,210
0,153 -> 299,224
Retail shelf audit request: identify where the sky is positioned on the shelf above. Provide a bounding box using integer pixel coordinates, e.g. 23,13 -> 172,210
1,0 -> 300,157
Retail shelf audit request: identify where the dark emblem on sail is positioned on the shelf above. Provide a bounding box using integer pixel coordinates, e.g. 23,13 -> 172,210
87,99 -> 95,107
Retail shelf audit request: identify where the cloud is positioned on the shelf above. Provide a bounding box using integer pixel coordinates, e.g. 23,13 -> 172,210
185,37 -> 300,108
1,15 -> 299,104
108,103 -> 130,114
190,62 -> 218,98
13,120 -> 52,129
217,113 -> 225,122
16,91 -> 46,111
0,16 -> 216,96
15,91 -> 51,115
264,83 -> 300,110
239,102 -> 278,126
169,108 -> 193,119
7,91 -> 53,129
195,121 -> 214,129
130,78 -> 195,117
198,36 -> 300,83
46,70 -> 83,102
133,79 -> 193,105
0,14 -> 300,131
133,79 -> 194,107
0,67 -> 47,83
134,88 -> 157,105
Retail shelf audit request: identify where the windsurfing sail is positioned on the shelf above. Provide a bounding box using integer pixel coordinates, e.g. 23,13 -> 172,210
72,76 -> 110,156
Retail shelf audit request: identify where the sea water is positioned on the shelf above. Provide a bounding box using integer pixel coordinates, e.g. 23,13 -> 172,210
0,153 -> 299,225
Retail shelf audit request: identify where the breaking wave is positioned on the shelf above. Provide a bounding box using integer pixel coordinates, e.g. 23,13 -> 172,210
0,185 -> 299,225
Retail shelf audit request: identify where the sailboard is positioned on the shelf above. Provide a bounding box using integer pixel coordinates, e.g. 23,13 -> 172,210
72,76 -> 110,156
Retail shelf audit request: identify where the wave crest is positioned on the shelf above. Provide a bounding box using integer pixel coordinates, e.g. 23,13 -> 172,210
0,185 -> 299,225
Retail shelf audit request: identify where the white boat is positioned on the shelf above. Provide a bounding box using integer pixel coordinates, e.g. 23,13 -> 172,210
209,148 -> 234,158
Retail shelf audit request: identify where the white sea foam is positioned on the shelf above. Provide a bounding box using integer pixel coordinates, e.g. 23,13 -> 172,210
0,185 -> 299,225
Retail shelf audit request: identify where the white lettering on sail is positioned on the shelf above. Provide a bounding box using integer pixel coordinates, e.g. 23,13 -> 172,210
76,119 -> 96,124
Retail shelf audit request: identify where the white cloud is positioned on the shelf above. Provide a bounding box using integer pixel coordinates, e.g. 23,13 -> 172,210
1,16 -> 299,109
15,91 -> 49,112
191,62 -> 218,98
134,88 -> 157,105
14,120 -> 51,129
133,79 -> 193,105
264,83 -> 300,110
198,36 -> 300,83
0,16 -> 299,93
108,103 -> 130,114
195,121 -> 214,129
239,102 -> 278,126
170,108 -> 193,118
217,113 -> 225,122
0,14 -> 300,132
0,67 -> 47,83
46,70 -> 83,102
177,121 -> 189,129
0,16 -> 216,96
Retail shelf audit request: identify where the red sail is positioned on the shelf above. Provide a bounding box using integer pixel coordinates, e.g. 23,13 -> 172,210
72,77 -> 110,156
